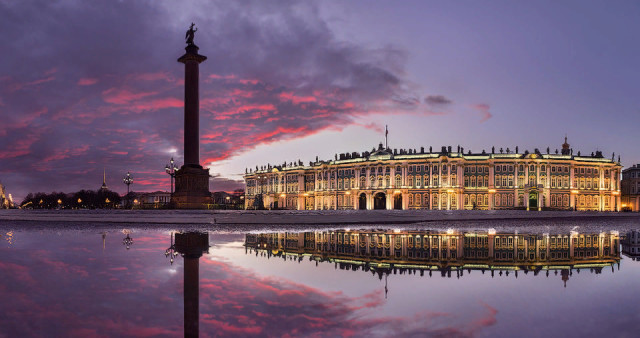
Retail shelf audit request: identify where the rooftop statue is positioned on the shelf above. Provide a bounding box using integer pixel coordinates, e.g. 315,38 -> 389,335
185,23 -> 197,45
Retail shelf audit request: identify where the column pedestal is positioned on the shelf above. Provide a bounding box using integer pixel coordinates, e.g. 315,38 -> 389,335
172,165 -> 212,209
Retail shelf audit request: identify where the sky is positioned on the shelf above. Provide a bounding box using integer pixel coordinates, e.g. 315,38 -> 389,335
1,0 -> 640,202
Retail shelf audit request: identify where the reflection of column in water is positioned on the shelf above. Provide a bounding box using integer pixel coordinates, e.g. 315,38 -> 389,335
174,232 -> 209,338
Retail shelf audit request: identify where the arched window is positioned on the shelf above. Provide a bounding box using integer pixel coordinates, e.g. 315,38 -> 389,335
423,193 -> 429,207
385,175 -> 390,187
395,175 -> 402,187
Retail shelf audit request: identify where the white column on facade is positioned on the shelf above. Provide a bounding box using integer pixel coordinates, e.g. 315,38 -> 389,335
365,167 -> 370,189
570,165 -> 575,189
489,164 -> 495,189
402,165 -> 407,187
390,166 -> 396,188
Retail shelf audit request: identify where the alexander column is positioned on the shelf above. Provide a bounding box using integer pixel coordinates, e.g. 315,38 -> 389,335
172,23 -> 213,209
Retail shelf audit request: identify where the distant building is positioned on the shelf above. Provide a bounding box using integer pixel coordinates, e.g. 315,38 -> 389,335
622,231 -> 640,260
244,138 -> 622,211
621,164 -> 640,211
122,191 -> 171,209
211,190 -> 245,208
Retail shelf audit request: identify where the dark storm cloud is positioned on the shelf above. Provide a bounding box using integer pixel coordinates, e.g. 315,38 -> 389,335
425,95 -> 453,106
0,0 -> 425,200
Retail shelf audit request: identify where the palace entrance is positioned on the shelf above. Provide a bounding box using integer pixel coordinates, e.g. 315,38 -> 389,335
394,193 -> 402,209
374,192 -> 386,210
528,191 -> 538,210
358,193 -> 367,210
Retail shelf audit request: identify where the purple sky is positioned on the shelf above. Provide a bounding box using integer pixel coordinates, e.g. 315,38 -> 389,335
1,0 -> 639,202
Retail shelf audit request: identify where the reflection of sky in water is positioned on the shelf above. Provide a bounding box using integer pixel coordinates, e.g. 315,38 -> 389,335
0,229 -> 639,337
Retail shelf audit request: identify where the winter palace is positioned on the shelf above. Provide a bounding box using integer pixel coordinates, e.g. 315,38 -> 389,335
243,137 -> 622,211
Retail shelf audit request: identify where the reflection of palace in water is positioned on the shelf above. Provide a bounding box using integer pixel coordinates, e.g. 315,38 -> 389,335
245,229 -> 620,286
621,230 -> 640,261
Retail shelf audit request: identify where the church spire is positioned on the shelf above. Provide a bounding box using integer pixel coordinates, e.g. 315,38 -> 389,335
101,168 -> 108,190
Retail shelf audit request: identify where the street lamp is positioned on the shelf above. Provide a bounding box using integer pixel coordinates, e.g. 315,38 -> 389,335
123,234 -> 133,250
165,157 -> 179,195
123,172 -> 134,208
165,232 -> 180,265
123,172 -> 134,195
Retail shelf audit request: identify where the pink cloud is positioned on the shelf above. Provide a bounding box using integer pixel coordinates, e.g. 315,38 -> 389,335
41,145 -> 90,163
77,78 -> 98,86
473,103 -> 493,123
102,88 -> 158,105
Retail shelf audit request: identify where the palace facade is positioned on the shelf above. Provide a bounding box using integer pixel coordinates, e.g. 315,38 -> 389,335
245,229 -> 620,284
244,138 -> 622,211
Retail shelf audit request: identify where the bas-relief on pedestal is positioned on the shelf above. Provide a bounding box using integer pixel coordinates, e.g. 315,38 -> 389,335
171,23 -> 213,209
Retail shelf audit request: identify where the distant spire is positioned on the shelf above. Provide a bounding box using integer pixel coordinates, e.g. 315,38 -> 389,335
101,168 -> 108,190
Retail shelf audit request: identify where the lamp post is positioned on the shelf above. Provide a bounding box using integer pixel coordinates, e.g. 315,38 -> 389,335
122,230 -> 134,250
165,157 -> 179,195
123,172 -> 134,195
165,232 -> 179,265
